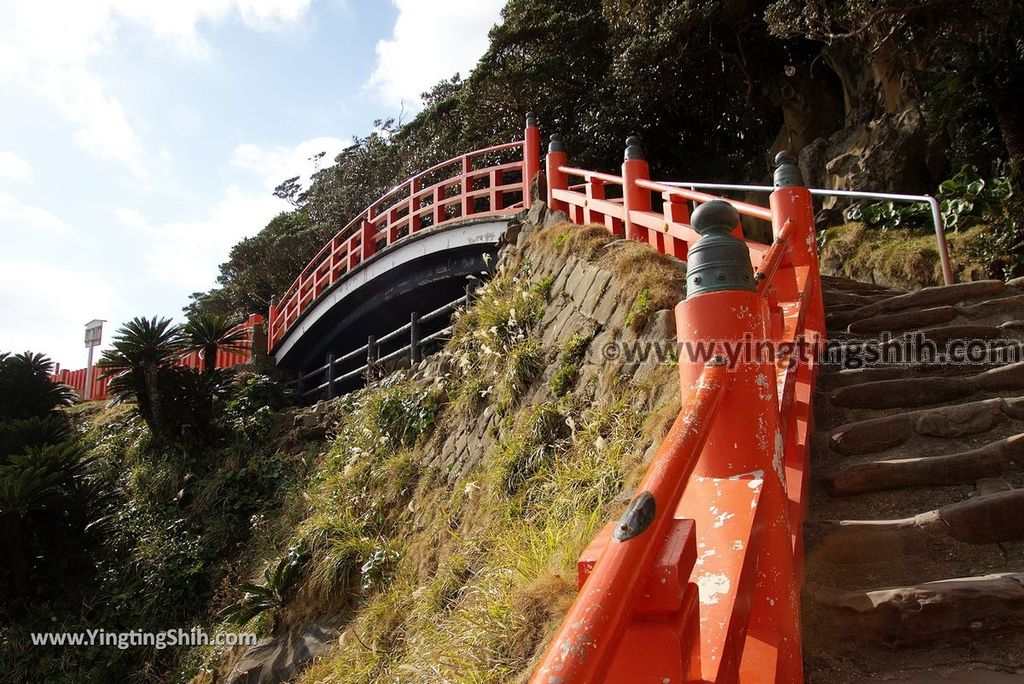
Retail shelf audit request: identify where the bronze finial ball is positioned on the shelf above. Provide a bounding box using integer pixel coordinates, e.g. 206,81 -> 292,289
692,200 -> 740,236
624,135 -> 644,161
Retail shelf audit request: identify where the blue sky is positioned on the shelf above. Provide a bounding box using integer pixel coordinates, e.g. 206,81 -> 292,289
0,0 -> 505,369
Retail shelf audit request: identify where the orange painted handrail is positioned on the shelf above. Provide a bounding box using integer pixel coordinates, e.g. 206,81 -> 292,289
534,140 -> 823,682
268,116 -> 542,351
532,362 -> 728,683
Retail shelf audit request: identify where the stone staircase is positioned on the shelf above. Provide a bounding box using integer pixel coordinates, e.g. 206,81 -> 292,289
804,275 -> 1024,683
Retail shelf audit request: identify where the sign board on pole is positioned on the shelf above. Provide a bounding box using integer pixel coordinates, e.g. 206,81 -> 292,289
85,319 -> 104,348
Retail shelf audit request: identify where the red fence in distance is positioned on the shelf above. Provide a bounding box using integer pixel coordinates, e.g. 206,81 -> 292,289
51,314 -> 265,402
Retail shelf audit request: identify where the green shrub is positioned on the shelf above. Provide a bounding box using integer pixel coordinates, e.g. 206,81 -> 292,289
550,331 -> 594,397
221,543 -> 307,625
624,288 -> 654,331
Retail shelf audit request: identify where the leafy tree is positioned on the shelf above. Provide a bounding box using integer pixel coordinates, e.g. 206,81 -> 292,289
186,211 -> 327,320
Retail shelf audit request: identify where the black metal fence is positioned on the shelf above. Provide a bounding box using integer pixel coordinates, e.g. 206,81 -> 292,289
288,287 -> 474,403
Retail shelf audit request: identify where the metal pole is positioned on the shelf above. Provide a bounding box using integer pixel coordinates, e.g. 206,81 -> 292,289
84,344 -> 95,401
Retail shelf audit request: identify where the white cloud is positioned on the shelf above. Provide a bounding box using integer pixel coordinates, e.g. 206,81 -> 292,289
36,65 -> 151,178
0,260 -> 122,370
368,0 -> 504,107
142,186 -> 287,289
231,136 -> 351,191
0,191 -> 71,234
114,207 -> 147,228
0,151 -> 31,180
0,0 -> 313,177
168,104 -> 204,137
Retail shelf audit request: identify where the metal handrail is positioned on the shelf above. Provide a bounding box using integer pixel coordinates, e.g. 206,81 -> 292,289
662,181 -> 954,285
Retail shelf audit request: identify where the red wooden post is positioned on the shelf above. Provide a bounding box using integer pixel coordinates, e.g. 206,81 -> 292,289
434,185 -> 445,226
360,216 -> 376,261
583,175 -> 604,225
621,135 -> 651,244
545,134 -> 568,213
523,112 -> 540,208
664,192 -> 690,260
461,154 -> 473,219
675,200 -> 803,682
490,168 -> 503,212
769,151 -> 824,341
409,177 -> 421,233
388,206 -> 399,244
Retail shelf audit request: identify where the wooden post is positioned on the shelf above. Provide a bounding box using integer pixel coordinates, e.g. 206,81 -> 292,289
546,134 -> 569,213
365,334 -> 377,383
622,135 -> 652,244
524,112 -> 540,208
361,219 -> 376,261
326,352 -> 335,400
462,155 -> 473,218
410,312 -> 422,366
409,177 -> 421,233
296,371 -> 304,403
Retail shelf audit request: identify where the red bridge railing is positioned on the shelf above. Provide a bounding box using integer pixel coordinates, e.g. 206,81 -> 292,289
52,314 -> 265,401
532,136 -> 824,683
267,116 -> 542,351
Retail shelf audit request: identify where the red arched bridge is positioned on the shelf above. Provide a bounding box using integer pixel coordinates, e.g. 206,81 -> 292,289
54,112 -> 842,682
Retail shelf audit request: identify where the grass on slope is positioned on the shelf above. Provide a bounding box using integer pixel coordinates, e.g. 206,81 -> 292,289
818,222 -> 990,289
185,252 -> 682,683
538,221 -> 686,331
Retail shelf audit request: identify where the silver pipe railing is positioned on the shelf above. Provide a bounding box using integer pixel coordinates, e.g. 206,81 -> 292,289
662,181 -> 954,285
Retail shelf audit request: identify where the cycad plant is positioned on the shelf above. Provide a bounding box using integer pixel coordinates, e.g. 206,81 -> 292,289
182,314 -> 250,374
97,317 -> 184,441
0,351 -> 76,420
0,442 -> 95,595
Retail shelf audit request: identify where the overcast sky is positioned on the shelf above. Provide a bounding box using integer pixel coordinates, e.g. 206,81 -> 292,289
0,0 -> 504,370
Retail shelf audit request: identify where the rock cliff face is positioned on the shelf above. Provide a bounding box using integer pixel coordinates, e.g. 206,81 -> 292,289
784,42 -> 935,200
421,204 -> 685,484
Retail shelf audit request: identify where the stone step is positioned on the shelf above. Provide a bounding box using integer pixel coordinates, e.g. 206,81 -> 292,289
821,275 -> 902,295
812,489 -> 1024,564
828,363 -> 1024,410
829,396 -> 1024,456
829,281 -> 1008,329
807,572 -> 1024,645
847,306 -> 957,334
818,364 -> 985,391
957,294 -> 1024,319
824,434 -> 1024,496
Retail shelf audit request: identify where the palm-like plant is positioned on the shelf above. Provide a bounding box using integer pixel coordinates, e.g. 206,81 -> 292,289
220,545 -> 306,626
181,314 -> 250,374
0,351 -> 75,421
97,317 -> 184,440
0,442 -> 94,595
